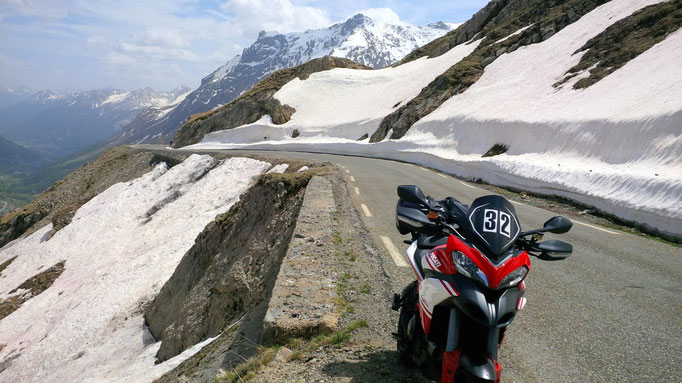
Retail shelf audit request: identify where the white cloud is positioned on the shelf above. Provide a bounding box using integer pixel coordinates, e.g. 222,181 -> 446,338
0,0 -> 68,20
356,7 -> 407,26
1,0 -> 334,90
1,0 -> 481,91
137,28 -> 189,48
105,51 -> 136,66
220,0 -> 331,34
118,42 -> 198,62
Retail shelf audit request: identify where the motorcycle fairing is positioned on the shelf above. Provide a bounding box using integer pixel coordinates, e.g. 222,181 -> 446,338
406,241 -> 424,281
444,235 -> 531,289
418,277 -> 458,333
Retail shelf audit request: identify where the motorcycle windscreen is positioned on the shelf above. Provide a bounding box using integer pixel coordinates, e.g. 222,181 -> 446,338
467,195 -> 520,258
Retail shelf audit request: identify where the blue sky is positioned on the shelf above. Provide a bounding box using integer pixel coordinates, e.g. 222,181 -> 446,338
0,0 -> 489,91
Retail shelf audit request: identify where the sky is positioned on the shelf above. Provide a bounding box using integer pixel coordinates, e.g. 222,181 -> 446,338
0,0 -> 489,92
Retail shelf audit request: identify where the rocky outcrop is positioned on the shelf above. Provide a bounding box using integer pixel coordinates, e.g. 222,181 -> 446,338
0,210 -> 47,248
371,0 -> 610,142
144,169 -> 315,362
171,57 -> 370,148
0,261 -> 64,320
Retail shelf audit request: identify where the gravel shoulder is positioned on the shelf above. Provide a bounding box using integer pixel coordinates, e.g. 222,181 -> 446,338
234,168 -> 427,383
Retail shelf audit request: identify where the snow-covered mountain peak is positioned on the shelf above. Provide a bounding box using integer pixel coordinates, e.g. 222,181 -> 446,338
342,13 -> 374,28
207,14 -> 457,85
258,30 -> 281,39
115,13 -> 457,145
31,89 -> 62,101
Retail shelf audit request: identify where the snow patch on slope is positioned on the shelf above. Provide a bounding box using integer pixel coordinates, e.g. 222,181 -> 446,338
208,55 -> 242,83
200,38 -> 480,142
422,0 -> 679,123
0,155 -> 270,382
101,91 -> 131,105
495,24 -> 534,44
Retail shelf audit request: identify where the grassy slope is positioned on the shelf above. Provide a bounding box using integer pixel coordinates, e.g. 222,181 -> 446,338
0,141 -> 110,211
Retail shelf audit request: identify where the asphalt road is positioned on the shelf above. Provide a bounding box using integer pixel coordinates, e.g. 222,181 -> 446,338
138,146 -> 682,382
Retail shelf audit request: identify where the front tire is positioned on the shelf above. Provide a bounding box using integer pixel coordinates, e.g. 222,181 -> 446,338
397,281 -> 418,365
397,281 -> 440,379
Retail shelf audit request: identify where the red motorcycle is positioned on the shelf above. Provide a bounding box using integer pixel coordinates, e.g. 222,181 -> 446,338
392,185 -> 572,382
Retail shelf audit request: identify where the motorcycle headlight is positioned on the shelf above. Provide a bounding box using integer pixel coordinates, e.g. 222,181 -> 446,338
452,251 -> 488,287
498,266 -> 528,289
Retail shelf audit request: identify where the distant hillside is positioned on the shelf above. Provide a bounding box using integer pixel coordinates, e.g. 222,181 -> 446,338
0,87 -> 190,160
0,135 -> 48,212
0,135 -> 44,173
0,86 -> 34,109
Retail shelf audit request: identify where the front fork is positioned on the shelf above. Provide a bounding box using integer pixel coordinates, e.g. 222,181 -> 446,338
441,307 -> 502,383
441,307 -> 460,382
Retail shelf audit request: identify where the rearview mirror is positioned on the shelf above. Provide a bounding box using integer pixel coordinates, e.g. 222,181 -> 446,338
397,185 -> 428,206
538,240 -> 573,260
542,216 -> 573,234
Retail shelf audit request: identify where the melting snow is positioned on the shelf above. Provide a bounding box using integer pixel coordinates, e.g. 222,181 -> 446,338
0,155 -> 270,383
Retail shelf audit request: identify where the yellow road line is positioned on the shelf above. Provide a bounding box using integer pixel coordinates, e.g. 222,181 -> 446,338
380,235 -> 409,267
574,220 -> 621,235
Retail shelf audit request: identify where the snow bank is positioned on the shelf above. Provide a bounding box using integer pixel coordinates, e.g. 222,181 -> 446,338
192,0 -> 681,238
0,154 -> 270,382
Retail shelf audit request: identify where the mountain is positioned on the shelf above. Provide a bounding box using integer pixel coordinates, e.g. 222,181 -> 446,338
0,134 -> 45,174
112,14 -> 458,146
0,87 -> 190,159
0,86 -> 35,109
183,0 -> 682,239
